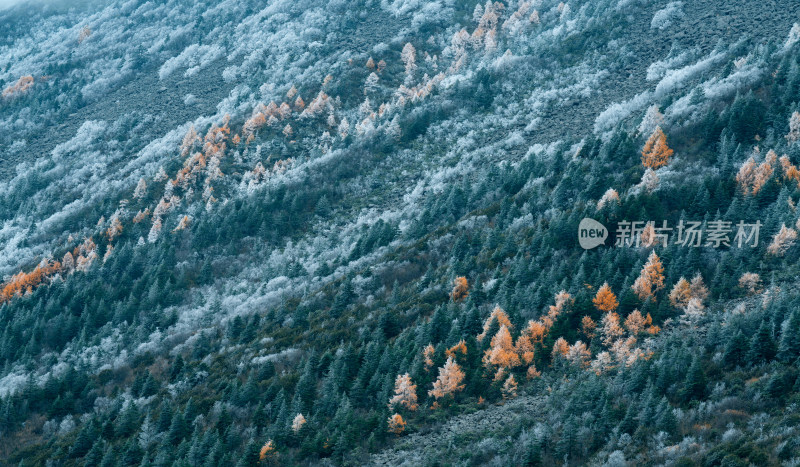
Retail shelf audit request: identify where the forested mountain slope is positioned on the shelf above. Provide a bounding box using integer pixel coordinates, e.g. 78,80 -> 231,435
1,0 -> 800,465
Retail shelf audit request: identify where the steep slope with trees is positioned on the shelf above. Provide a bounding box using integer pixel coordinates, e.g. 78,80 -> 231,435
1,0 -> 800,465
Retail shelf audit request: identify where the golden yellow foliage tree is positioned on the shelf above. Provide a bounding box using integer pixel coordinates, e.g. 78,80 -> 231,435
388,373 -> 418,411
106,216 -> 123,241
623,309 -> 646,335
2,76 -> 34,98
423,344 -> 435,370
180,125 -> 199,157
483,325 -> 521,370
173,215 -> 191,232
451,276 -> 469,301
592,282 -> 618,312
429,356 -> 465,399
0,260 -> 62,304
477,305 -> 512,341
534,290 -> 573,335
738,272 -> 763,295
690,273 -> 709,303
133,208 -> 150,224
670,273 -> 708,308
291,414 -> 306,433
737,150 -> 776,195
597,188 -> 620,210
779,155 -> 800,186
202,119 -> 230,158
502,374 -> 518,400
767,224 -> 798,256
668,277 -> 692,308
515,321 -> 543,365
566,341 -> 591,368
445,340 -> 467,359
387,413 -> 406,435
259,440 -> 276,462
600,311 -> 624,347
581,316 -> 597,339
551,337 -> 570,359
641,126 -> 673,169
632,251 -> 665,300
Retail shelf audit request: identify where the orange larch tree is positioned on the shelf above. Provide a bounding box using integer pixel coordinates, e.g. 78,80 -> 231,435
387,413 -> 406,435
669,273 -> 708,308
106,216 -> 123,241
180,125 -> 199,157
451,276 -> 469,301
689,273 -> 709,303
623,309 -> 647,335
2,76 -> 34,98
592,282 -> 618,312
767,224 -> 798,256
597,188 -> 620,210
738,272 -> 763,295
445,340 -> 467,360
736,150 -> 775,195
0,259 -> 62,304
779,155 -> 800,186
515,322 -> 541,365
600,311 -> 624,347
291,414 -> 306,433
423,344 -> 435,370
477,305 -> 512,341
502,374 -> 518,400
668,277 -> 692,308
259,440 -> 276,462
429,356 -> 465,399
581,316 -> 597,339
483,325 -> 521,372
388,373 -> 418,411
632,251 -> 665,300
566,341 -> 591,368
641,126 -> 673,169
551,337 -> 570,360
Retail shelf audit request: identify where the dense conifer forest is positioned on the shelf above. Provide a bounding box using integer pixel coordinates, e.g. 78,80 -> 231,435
2,0 -> 800,465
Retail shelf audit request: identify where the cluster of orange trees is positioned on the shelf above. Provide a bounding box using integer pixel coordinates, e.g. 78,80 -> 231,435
2,75 -> 34,98
382,253 -> 692,435
0,260 -> 61,304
